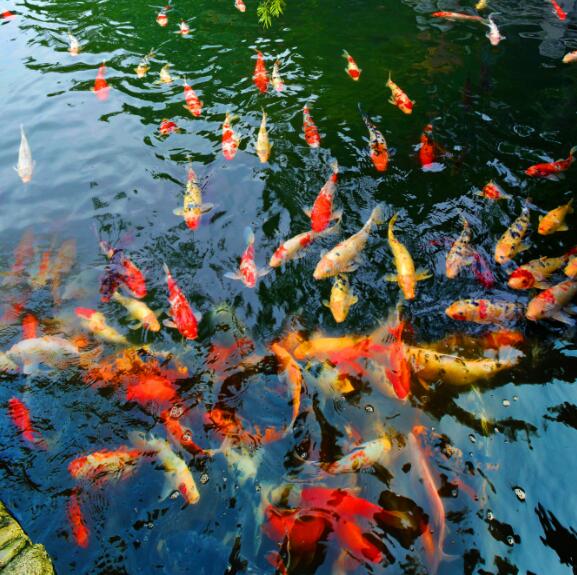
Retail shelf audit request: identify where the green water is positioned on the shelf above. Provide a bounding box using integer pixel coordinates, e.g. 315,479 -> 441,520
1,0 -> 577,573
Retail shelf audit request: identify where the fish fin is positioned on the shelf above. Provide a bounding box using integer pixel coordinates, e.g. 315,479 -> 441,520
557,224 -> 569,231
551,311 -> 576,326
160,477 -> 177,501
193,311 -> 202,322
163,319 -> 177,329
417,377 -> 430,390
518,244 -> 530,252
200,203 -> 215,213
388,97 -> 396,105
224,271 -> 243,280
258,267 -> 272,278
343,261 -> 360,273
173,208 -> 184,216
533,281 -> 552,290
320,221 -> 341,236
349,295 -> 359,305
322,300 -> 330,308
244,226 -> 255,245
330,209 -> 343,222
415,269 -> 432,281
128,322 -> 143,330
303,207 -> 312,218
383,273 -> 398,282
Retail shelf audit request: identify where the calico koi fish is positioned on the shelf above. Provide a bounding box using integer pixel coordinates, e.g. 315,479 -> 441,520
306,162 -> 340,232
446,218 -> 473,278
68,447 -> 144,482
253,50 -> 269,93
494,203 -> 530,264
68,489 -> 89,548
386,72 -> 414,114
270,342 -> 303,431
256,110 -> 272,163
548,0 -> 567,20
314,205 -> 384,279
342,50 -> 361,80
93,62 -> 110,101
485,14 -> 505,46
75,308 -> 128,345
67,31 -> 80,56
538,199 -> 573,235
235,0 -> 246,12
183,79 -> 202,116
173,165 -> 213,230
525,146 -> 576,177
222,113 -> 240,160
432,11 -> 484,21
324,433 -> 392,474
526,279 -> 577,325
163,264 -> 200,339
385,213 -> 431,300
15,125 -> 34,184
156,8 -> 168,27
508,252 -> 574,289
177,20 -> 190,35
477,180 -> 510,200
323,275 -> 358,323
112,292 -> 160,332
445,299 -> 523,324
272,59 -> 284,91
359,106 -> 388,172
159,119 -> 179,136
8,397 -> 45,447
303,105 -> 321,148
225,227 -> 270,288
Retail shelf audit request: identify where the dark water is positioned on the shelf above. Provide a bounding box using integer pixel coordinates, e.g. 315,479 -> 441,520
1,0 -> 577,573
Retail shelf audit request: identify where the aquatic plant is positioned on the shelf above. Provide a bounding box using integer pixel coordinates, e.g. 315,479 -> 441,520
257,0 -> 286,27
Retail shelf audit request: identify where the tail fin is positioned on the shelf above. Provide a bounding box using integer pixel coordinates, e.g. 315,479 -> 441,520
162,263 -> 171,278
244,226 -> 255,245
369,204 -> 385,227
330,160 -> 339,174
570,145 -> 577,157
387,71 -> 392,85
388,212 -> 399,231
342,49 -> 350,59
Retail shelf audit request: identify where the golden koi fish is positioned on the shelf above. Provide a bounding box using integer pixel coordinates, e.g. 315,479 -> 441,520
526,279 -> 577,325
75,308 -> 128,345
255,110 -> 272,163
173,165 -> 213,230
323,275 -> 358,323
112,292 -> 160,331
270,343 -> 303,431
538,199 -> 573,235
445,299 -> 523,324
494,203 -> 530,264
446,218 -> 473,278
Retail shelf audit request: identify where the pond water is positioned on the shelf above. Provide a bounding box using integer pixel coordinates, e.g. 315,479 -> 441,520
1,0 -> 577,573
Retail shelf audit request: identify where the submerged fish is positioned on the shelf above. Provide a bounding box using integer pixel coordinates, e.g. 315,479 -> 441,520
270,342 -> 303,431
525,147 -> 576,177
225,227 -> 270,288
548,0 -> 567,20
163,264 -> 201,340
323,275 -> 358,323
68,489 -> 89,548
173,165 -> 213,230
222,113 -> 240,160
75,307 -> 128,345
112,292 -> 160,332
158,64 -> 173,84
68,447 -> 144,483
135,50 -> 153,77
93,62 -> 110,101
303,105 -> 321,148
446,218 -> 473,279
67,31 -> 80,56
432,11 -> 484,21
526,279 -> 577,325
359,106 -> 389,172
445,299 -> 523,324
323,433 -> 392,474
494,203 -> 530,264
477,180 -> 510,200
386,72 -> 414,114
255,110 -> 272,163
538,199 -> 573,235
306,162 -> 340,233
342,49 -> 361,80
253,50 -> 269,93
8,397 -> 46,447
272,59 -> 284,91
15,125 -> 34,184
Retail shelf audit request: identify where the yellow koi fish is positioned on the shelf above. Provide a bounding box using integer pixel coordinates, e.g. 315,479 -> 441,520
112,292 -> 160,331
270,343 -> 303,431
538,199 -> 573,235
75,308 -> 128,345
566,256 -> 577,278
494,204 -> 530,264
158,64 -> 172,84
526,279 -> 577,325
323,275 -> 358,323
173,164 -> 213,230
255,110 -> 271,163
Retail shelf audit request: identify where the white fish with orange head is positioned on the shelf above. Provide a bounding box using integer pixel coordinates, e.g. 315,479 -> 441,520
526,279 -> 577,326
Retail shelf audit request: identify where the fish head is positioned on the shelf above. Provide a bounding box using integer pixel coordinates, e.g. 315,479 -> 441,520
313,258 -> 334,280
445,301 -> 469,321
508,269 -> 534,289
179,479 -> 199,504
144,313 -> 161,332
269,246 -> 286,268
399,275 -> 415,300
184,210 -> 201,230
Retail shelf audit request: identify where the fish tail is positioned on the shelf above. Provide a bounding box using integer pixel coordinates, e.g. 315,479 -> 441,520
388,212 -> 399,233
244,226 -> 255,245
342,49 -> 350,59
570,145 -> 577,158
369,204 -> 385,227
330,160 -> 339,174
162,262 -> 171,279
386,70 -> 392,85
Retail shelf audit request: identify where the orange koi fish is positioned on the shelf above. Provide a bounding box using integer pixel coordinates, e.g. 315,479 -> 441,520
225,227 -> 270,288
538,199 -> 573,235
271,342 -> 303,431
177,19 -> 190,35
1,10 -> 16,20
163,264 -> 200,339
386,72 -> 414,114
494,203 -> 530,264
8,397 -> 45,447
479,329 -> 524,350
93,62 -> 110,101
446,299 -> 523,324
526,279 -> 577,325
342,50 -> 361,80
566,256 -> 577,278
303,105 -> 321,148
21,314 -> 38,339
386,316 -> 411,400
525,146 -> 576,177
183,79 -> 202,116
68,489 -> 89,548
222,113 -> 240,160
306,162 -> 340,232
68,447 -> 143,482
159,119 -> 179,136
477,180 -> 510,200
156,7 -> 168,26
548,0 -> 567,20
126,373 -> 178,405
161,408 -> 207,457
419,123 -> 437,168
359,107 -> 388,172
272,59 -> 284,91
253,50 -> 269,93
235,0 -> 246,12
509,249 -> 576,289
563,50 -> 577,64
432,11 -> 484,21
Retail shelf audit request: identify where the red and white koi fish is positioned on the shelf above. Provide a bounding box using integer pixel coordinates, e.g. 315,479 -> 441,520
159,119 -> 179,136
432,11 -> 484,21
163,264 -> 201,339
161,408 -> 207,457
15,125 -> 34,184
225,227 -> 270,288
485,14 -> 505,46
68,447 -> 144,482
8,397 -> 46,447
235,0 -> 246,12
548,0 -> 567,20
446,299 -> 523,324
272,59 -> 284,91
477,180 -> 510,200
177,20 -> 190,35
183,79 -> 202,116
342,50 -> 361,80
386,72 -> 414,114
303,105 -> 321,148
359,107 -> 388,172
324,432 -> 392,474
305,162 -> 341,232
253,50 -> 269,93
93,62 -> 110,101
1,10 -> 16,21
525,146 -> 576,177
526,279 -> 577,325
508,250 -> 576,289
68,489 -> 89,548
156,7 -> 168,26
222,113 -> 240,160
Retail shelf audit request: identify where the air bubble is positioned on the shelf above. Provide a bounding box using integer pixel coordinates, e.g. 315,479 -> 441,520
365,405 -> 374,413
513,487 -> 526,501
502,399 -> 510,407
487,510 -> 494,521
506,535 -> 515,546
200,473 -> 209,484
469,434 -> 476,444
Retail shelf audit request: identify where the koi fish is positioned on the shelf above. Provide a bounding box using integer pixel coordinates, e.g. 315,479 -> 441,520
173,165 -> 213,230
125,374 -> 178,405
525,147 -> 576,177
161,409 -> 207,457
253,50 -> 269,93
225,227 -> 270,288
156,8 -> 168,26
177,20 -> 190,35
419,123 -> 437,168
472,251 -> 496,288
385,312 -> 411,400
130,432 -> 200,504
324,432 -> 392,474
183,79 -> 202,116
476,0 -> 488,8
1,10 -> 16,20
548,0 -> 567,20
30,249 -> 52,289
270,343 -> 303,431
314,205 -> 384,279
562,50 -> 577,64
158,64 -> 172,84
256,110 -> 272,163
526,279 -> 577,325
93,62 -> 110,101
446,218 -> 473,278
303,105 -> 321,148
100,242 -> 147,300
432,11 -> 484,21
67,31 -> 80,56
405,344 -> 521,386
386,72 -> 414,114
135,50 -> 153,77
306,162 -> 340,232
477,180 -> 510,200
21,314 -> 38,339
51,238 -> 77,304
359,106 -> 388,172
75,308 -> 128,345
8,397 -> 45,446
68,489 -> 89,548
508,253 -> 571,289
494,204 -> 530,264
323,275 -> 358,323
112,292 -> 160,332
272,59 -> 284,91
538,199 -> 573,235
235,0 -> 246,12
445,299 -> 523,324
342,50 -> 361,80
68,447 -> 144,482
163,264 -> 201,339
222,113 -> 240,160
15,125 -> 34,184
485,14 -> 505,46
385,213 -> 431,300
159,119 -> 179,136
566,256 -> 577,278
